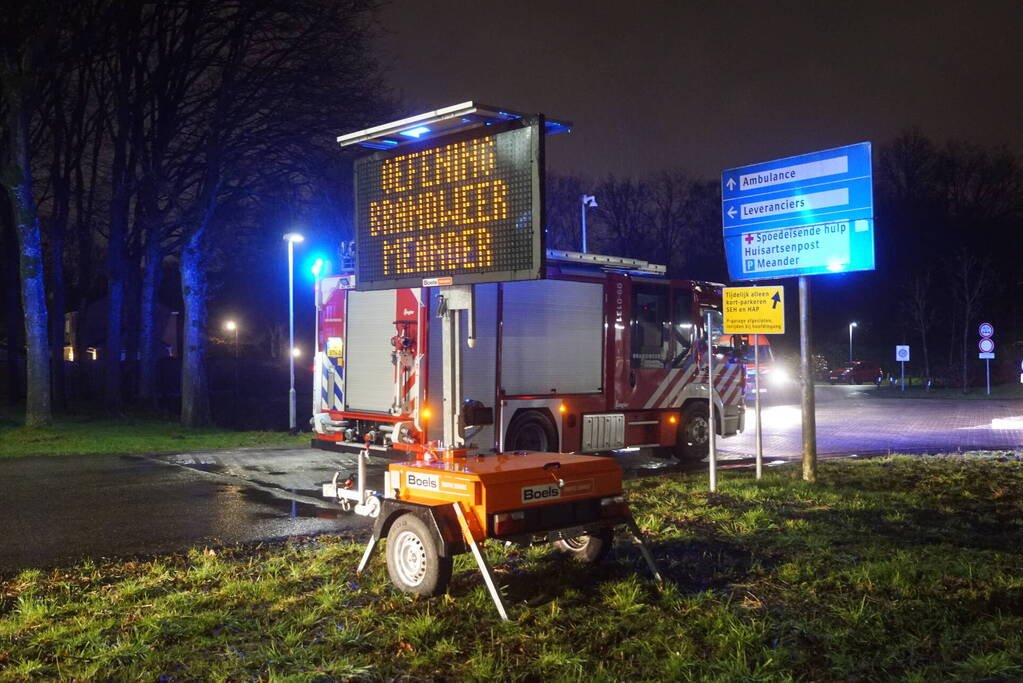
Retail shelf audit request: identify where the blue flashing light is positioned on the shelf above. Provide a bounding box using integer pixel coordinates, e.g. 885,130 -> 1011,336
399,126 -> 431,138
311,258 -> 324,277
359,139 -> 399,150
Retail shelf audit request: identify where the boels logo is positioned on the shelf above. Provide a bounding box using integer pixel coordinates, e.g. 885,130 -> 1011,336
521,483 -> 561,504
405,472 -> 440,491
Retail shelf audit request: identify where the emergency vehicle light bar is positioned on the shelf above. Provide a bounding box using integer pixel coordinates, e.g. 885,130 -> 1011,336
337,101 -> 572,150
546,249 -> 667,275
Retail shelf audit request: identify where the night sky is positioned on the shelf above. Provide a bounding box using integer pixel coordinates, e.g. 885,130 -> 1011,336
374,0 -> 1023,179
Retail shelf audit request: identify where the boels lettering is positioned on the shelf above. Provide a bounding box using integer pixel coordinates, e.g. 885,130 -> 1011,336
405,472 -> 440,491
521,483 -> 561,504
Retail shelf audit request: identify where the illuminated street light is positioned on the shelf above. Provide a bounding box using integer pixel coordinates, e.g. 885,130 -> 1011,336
291,347 -> 302,358
284,232 -> 304,434
224,320 -> 239,400
848,322 -> 858,363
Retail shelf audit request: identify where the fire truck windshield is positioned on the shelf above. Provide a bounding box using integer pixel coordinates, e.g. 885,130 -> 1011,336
703,310 -> 737,355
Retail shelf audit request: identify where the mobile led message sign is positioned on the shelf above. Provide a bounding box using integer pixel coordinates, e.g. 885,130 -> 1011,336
721,142 -> 875,281
352,120 -> 545,291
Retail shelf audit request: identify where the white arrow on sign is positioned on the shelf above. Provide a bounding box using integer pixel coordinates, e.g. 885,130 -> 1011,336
726,177 -> 736,191
727,206 -> 737,219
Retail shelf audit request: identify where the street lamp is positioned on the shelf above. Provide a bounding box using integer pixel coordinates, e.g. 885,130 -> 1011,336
224,320 -> 239,408
848,321 -> 858,363
580,194 -> 597,253
284,232 -> 304,434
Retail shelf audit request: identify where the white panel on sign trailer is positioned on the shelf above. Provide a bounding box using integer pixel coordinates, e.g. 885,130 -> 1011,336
501,280 -> 604,396
345,289 -> 401,413
426,285 -> 498,449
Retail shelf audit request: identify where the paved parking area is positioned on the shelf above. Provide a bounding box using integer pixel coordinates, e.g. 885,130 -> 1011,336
719,385 -> 1023,458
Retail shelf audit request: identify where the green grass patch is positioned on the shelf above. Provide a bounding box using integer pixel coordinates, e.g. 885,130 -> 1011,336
0,406 -> 306,458
2,457 -> 1022,680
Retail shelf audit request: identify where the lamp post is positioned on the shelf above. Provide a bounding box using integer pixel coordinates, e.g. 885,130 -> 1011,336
848,321 -> 858,363
224,320 -> 239,418
580,194 -> 597,253
284,232 -> 304,434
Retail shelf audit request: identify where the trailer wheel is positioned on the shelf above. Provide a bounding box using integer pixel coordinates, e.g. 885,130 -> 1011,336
505,410 -> 558,452
385,514 -> 452,597
553,528 -> 613,563
676,401 -> 710,460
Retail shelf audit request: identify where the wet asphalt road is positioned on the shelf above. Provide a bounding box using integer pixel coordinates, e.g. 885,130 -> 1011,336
0,448 -> 364,574
1,385 -> 1020,573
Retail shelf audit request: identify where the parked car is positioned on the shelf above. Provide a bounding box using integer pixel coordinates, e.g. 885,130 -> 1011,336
828,361 -> 882,385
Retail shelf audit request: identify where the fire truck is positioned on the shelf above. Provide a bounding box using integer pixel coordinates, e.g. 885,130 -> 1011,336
311,248 -> 745,459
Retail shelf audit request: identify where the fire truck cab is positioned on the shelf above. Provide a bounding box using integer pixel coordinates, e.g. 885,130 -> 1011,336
311,249 -> 745,460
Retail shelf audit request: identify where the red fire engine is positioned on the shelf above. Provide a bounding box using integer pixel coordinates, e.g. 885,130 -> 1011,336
311,248 -> 745,459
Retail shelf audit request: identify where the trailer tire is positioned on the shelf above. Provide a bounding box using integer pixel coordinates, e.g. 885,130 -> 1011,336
553,528 -> 613,563
385,513 -> 452,597
505,410 -> 558,452
676,401 -> 710,461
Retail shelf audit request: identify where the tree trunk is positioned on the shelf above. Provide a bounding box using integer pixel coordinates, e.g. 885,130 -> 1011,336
137,232 -> 163,410
48,179 -> 69,411
1,192 -> 24,404
5,100 -> 51,426
104,123 -> 131,413
180,228 -> 211,427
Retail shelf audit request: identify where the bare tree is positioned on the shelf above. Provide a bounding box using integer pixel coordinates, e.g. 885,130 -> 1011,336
904,267 -> 933,382
0,0 -> 64,427
949,249 -> 992,392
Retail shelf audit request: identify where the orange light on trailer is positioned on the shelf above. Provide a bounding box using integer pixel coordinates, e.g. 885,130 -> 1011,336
559,403 -> 567,414
421,407 -> 431,419
668,415 -> 677,424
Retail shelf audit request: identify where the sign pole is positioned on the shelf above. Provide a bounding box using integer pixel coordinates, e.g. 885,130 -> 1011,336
706,311 -> 717,493
754,333 -> 763,479
798,276 -> 817,482
986,359 -> 991,396
901,360 -> 905,392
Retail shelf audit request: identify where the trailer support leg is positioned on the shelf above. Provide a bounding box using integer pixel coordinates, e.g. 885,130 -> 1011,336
356,532 -> 379,574
625,516 -> 663,583
452,502 -> 510,621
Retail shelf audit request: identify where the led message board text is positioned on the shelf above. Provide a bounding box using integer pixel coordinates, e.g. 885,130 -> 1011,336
355,124 -> 540,290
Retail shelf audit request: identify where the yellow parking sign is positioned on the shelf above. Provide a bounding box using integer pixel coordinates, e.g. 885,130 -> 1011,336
723,286 -> 785,334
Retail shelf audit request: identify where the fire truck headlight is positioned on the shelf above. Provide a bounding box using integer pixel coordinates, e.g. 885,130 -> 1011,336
770,367 -> 791,385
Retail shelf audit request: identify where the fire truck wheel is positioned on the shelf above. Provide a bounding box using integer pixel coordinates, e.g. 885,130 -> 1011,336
505,410 -> 558,452
553,528 -> 613,563
385,514 -> 452,597
677,401 -> 710,460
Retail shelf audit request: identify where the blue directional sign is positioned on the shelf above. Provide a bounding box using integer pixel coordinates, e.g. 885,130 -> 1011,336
721,142 -> 875,281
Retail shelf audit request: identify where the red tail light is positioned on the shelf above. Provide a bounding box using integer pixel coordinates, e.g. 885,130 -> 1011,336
600,495 -> 628,519
493,511 -> 526,535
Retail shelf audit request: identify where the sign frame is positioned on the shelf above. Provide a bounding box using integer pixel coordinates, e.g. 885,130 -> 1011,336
721,142 -> 874,281
895,345 -> 910,362
352,116 -> 546,292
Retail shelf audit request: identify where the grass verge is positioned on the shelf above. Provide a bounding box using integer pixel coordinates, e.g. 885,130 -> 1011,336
0,407 -> 306,458
1,456 -> 1022,681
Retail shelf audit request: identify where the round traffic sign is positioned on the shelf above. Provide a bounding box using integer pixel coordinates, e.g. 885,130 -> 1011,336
979,338 -> 995,353
979,322 -> 994,338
